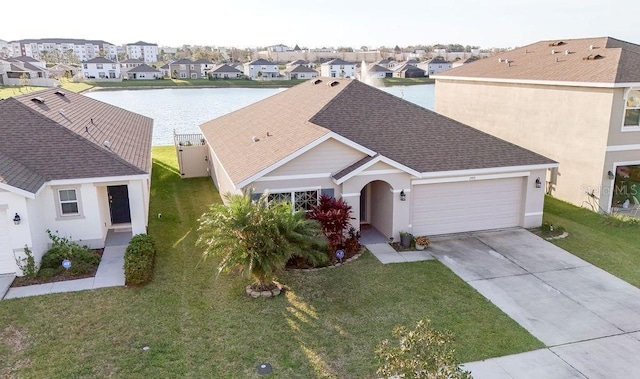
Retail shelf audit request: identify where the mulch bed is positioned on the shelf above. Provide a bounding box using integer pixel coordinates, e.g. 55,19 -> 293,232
285,248 -> 361,270
11,249 -> 104,288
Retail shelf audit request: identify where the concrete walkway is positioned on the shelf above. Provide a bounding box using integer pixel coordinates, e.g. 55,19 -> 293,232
361,226 -> 433,264
3,229 -> 131,300
429,228 -> 640,379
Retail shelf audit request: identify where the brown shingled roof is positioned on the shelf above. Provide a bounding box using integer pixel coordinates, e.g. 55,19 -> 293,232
0,88 -> 152,193
434,37 -> 640,84
200,79 -> 555,188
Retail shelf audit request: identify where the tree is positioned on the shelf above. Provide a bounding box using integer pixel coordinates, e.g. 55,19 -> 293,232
376,318 -> 473,379
307,194 -> 354,256
197,193 -> 327,291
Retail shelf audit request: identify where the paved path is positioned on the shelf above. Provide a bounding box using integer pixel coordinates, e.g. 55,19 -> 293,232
366,243 -> 433,264
2,230 -> 130,299
429,228 -> 640,379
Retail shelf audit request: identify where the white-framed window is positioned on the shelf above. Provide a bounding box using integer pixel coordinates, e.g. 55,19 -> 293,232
96,64 -> 103,69
53,187 -> 84,220
623,89 -> 640,129
180,72 -> 187,78
267,189 -> 320,212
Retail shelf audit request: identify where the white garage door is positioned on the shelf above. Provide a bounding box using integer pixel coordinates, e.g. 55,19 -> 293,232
412,177 -> 524,236
0,210 -> 16,274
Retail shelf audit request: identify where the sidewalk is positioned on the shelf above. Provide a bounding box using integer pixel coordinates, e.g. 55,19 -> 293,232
2,229 -> 131,300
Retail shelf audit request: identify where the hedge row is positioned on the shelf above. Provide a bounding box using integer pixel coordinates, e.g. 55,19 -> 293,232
124,234 -> 156,286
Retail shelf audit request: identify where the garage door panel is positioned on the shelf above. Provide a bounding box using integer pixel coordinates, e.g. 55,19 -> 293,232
412,178 -> 524,236
0,210 -> 16,274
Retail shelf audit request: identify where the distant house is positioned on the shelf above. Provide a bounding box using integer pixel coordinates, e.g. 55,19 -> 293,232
374,58 -> 396,70
405,58 -> 419,66
209,64 -> 243,79
48,63 -> 81,80
159,64 -> 170,77
452,56 -> 480,68
287,59 -> 315,69
418,58 -> 452,76
125,41 -> 158,63
82,57 -> 120,79
120,58 -> 145,69
168,59 -> 201,79
0,88 -> 153,277
393,63 -> 426,78
126,64 -> 161,80
284,64 -> 318,80
363,64 -> 393,79
320,59 -> 356,78
0,57 -> 57,87
193,59 -> 215,77
243,59 -> 279,80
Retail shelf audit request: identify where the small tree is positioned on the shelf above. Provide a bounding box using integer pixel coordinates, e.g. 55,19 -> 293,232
197,193 -> 328,291
376,318 -> 473,379
307,194 -> 354,257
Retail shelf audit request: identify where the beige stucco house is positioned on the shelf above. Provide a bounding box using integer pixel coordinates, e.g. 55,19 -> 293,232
0,89 -> 152,276
433,37 -> 640,213
200,78 -> 556,241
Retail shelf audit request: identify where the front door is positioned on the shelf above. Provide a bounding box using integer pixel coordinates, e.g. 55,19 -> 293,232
107,185 -> 131,224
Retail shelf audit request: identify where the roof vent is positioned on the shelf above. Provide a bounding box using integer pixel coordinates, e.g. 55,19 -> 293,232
589,44 -> 594,50
313,79 -> 322,85
583,54 -> 604,60
252,136 -> 260,142
497,58 -> 502,62
103,141 -> 111,149
54,91 -> 65,97
564,50 -> 570,55
59,109 -> 65,116
31,97 -> 45,104
328,81 -> 340,87
551,49 -> 556,54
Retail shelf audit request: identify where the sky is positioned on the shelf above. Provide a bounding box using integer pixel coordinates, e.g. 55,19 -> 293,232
2,0 -> 637,49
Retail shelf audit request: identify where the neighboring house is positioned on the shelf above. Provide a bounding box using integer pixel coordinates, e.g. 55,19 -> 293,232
405,58 -> 419,66
362,64 -> 393,79
0,39 -> 9,58
393,63 -> 426,78
194,59 -> 215,77
243,59 -> 279,80
120,58 -> 145,70
0,58 -> 57,87
125,41 -> 159,63
126,64 -> 161,80
418,58 -> 452,76
48,63 -> 81,80
209,64 -> 243,79
0,88 -> 153,276
374,58 -> 396,69
82,57 -> 120,79
320,59 -> 356,78
284,64 -> 319,80
9,38 -> 118,62
159,64 -> 170,77
168,59 -> 201,79
286,59 -> 316,69
451,56 -> 479,68
432,36 -> 640,213
200,79 -> 556,241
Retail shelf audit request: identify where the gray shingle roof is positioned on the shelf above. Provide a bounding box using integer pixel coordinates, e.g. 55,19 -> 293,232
367,64 -> 392,73
11,38 -> 114,45
211,64 -> 241,73
247,59 -> 276,66
128,64 -> 160,73
127,41 -> 157,46
323,59 -> 353,66
286,65 -> 317,73
0,88 -> 153,194
84,57 -> 116,64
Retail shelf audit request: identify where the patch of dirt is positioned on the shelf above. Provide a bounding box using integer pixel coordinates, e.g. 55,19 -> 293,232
0,325 -> 31,379
11,249 -> 103,288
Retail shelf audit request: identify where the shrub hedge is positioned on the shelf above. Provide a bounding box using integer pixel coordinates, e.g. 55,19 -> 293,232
124,234 -> 156,286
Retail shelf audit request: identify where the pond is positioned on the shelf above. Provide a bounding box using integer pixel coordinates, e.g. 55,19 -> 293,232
85,84 -> 435,146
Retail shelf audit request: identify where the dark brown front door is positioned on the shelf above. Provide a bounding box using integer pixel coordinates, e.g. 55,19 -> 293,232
108,185 -> 131,224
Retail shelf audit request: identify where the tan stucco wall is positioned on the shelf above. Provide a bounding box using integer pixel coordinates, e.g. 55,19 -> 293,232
606,88 -> 640,146
435,79 -> 612,208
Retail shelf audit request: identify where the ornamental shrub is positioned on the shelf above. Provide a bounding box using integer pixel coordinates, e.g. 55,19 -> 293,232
124,234 -> 156,286
40,230 -> 99,275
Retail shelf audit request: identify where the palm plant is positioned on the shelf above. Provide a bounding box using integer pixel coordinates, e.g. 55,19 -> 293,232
197,193 -> 327,291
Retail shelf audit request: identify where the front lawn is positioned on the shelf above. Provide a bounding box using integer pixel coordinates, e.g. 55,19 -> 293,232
0,146 -> 541,378
543,196 -> 640,288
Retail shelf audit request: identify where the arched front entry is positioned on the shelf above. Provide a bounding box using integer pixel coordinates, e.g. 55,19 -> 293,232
359,180 -> 394,240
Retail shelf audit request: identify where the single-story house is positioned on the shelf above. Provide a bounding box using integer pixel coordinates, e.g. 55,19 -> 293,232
209,64 -> 243,79
393,63 -> 426,78
0,88 -> 153,276
200,79 -> 557,240
126,64 -> 161,80
363,64 -> 393,79
284,64 -> 319,80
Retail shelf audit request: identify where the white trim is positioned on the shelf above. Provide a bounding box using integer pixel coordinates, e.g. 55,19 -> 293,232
606,144 -> 640,152
620,87 -> 640,132
605,159 -> 640,213
433,75 -> 640,89
418,164 -> 556,180
254,173 -> 332,182
413,171 -> 530,185
207,143 -> 236,191
46,174 -> 149,186
524,212 -> 543,217
356,169 -> 403,176
341,193 -> 361,197
236,134 -> 374,189
390,188 -> 410,193
334,155 -> 421,184
264,186 -> 321,194
0,183 -> 36,199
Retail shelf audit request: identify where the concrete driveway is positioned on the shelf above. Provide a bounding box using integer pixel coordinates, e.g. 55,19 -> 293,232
429,228 -> 640,379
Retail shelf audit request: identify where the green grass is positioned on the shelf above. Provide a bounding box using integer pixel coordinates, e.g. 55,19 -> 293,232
0,80 -> 93,99
381,77 -> 435,86
542,196 -> 640,288
0,146 -> 542,378
90,78 -> 307,89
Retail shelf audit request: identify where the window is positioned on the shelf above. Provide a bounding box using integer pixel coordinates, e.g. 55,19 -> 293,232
96,64 -> 103,69
83,63 -> 87,69
99,72 -> 106,78
624,89 -> 640,128
58,189 -> 79,215
180,72 -> 187,78
267,190 -> 319,212
180,64 -> 186,70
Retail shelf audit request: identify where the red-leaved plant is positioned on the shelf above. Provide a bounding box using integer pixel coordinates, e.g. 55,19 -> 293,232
307,194 -> 355,259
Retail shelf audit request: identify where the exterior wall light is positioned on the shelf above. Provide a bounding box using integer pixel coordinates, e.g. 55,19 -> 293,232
535,178 -> 542,188
400,190 -> 406,201
13,213 -> 21,225
608,171 -> 615,180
